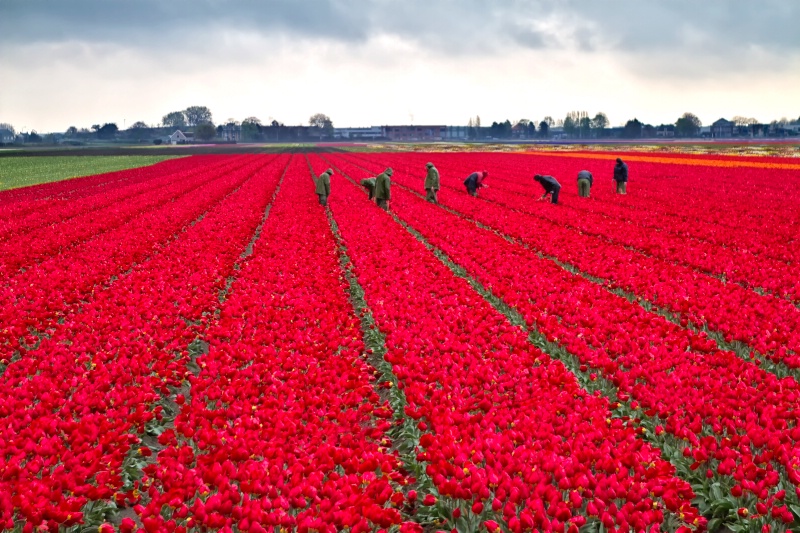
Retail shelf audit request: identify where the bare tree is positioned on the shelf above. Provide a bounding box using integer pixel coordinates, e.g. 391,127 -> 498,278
732,116 -> 759,126
309,113 -> 333,138
308,113 -> 333,129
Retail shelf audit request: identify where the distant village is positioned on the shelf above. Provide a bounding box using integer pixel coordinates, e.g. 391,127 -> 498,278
2,114 -> 799,147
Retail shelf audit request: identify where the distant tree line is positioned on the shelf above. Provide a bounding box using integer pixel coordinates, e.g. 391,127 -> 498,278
464,111 -> 800,140
4,108 -> 799,145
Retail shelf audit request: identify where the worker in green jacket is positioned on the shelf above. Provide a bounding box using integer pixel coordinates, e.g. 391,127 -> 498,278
360,177 -> 377,200
374,168 -> 393,211
316,168 -> 333,206
424,162 -> 440,204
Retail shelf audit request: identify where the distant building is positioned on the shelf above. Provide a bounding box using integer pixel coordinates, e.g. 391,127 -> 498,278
0,128 -> 14,144
334,126 -> 383,140
511,122 -> 529,139
710,118 -> 734,138
382,125 -> 447,142
656,124 -> 675,137
443,126 -> 468,140
219,123 -> 240,142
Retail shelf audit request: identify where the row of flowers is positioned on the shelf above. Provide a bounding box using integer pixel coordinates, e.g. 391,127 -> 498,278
132,156 -> 414,533
0,156 -> 221,243
312,154 -> 702,532
0,156 -> 283,361
0,155 -> 289,530
0,156 -> 267,276
523,151 -> 800,170
364,151 -> 800,296
345,152 -> 800,368
430,153 -> 800,301
332,153 -> 800,531
377,151 -> 799,267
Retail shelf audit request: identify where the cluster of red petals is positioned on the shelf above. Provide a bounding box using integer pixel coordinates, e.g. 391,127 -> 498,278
0,155 -> 287,529
349,151 -> 800,364
309,154 -> 700,532
0,155 -> 271,356
138,157 -> 410,532
331,151 -> 800,523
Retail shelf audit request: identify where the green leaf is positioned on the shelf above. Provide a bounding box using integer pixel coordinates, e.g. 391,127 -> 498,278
711,500 -> 734,517
789,503 -> 800,520
710,483 -> 724,501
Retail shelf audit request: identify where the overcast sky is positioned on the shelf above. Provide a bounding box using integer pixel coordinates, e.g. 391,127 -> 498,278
1,0 -> 798,133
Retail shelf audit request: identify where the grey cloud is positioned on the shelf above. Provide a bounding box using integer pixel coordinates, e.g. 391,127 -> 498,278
0,0 -> 369,46
2,0 -> 799,59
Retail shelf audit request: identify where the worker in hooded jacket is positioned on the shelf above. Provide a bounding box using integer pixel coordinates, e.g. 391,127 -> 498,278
316,168 -> 333,206
375,168 -> 393,210
424,162 -> 440,203
360,177 -> 377,200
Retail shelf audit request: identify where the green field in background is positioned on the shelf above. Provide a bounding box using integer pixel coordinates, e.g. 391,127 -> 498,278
0,155 -> 180,191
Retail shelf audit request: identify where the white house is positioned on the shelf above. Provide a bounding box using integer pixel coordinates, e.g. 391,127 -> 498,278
0,128 -> 14,144
167,130 -> 189,144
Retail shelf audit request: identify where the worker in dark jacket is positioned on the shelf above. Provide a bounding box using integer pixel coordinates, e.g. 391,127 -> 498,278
534,174 -> 561,204
375,168 -> 393,210
316,168 -> 333,206
577,170 -> 593,198
424,162 -> 440,203
613,158 -> 628,194
360,177 -> 377,200
464,171 -> 488,197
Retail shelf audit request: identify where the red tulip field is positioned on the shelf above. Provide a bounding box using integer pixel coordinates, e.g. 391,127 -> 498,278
2,151 -> 800,533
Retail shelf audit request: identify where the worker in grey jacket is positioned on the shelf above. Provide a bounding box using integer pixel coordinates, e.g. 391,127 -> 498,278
374,168 -> 393,210
360,177 -> 377,200
577,170 -> 593,198
534,174 -> 561,204
315,168 -> 333,206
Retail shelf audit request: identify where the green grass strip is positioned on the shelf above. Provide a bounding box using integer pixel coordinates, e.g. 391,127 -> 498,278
0,155 -> 180,191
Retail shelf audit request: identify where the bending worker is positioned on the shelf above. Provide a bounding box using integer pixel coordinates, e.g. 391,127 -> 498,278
464,170 -> 488,197
577,170 -> 593,198
316,168 -> 333,206
360,176 -> 377,200
375,167 -> 393,210
534,174 -> 561,204
613,158 -> 628,194
424,162 -> 440,203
